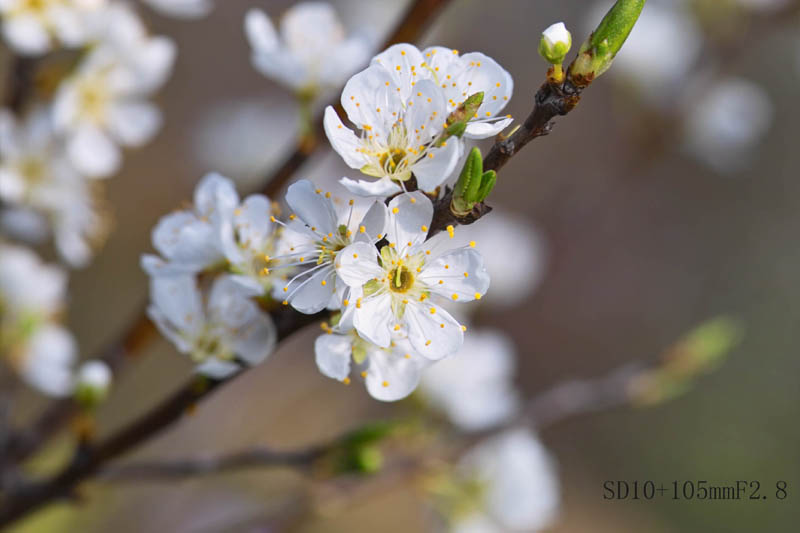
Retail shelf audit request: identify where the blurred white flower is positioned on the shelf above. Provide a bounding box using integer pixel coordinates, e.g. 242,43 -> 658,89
314,330 -> 429,401
146,274 -> 276,379
324,64 -> 461,196
17,323 -> 77,397
683,77 -> 773,173
456,428 -> 560,532
272,179 -> 387,314
52,3 -> 175,177
245,2 -> 372,93
371,44 -> 514,139
0,243 -> 77,397
141,173 -> 237,276
0,0 -> 105,56
0,241 -> 66,316
420,329 -> 521,432
451,211 -> 547,310
335,192 -> 490,360
142,0 -> 213,19
592,0 -> 701,106
0,107 -> 105,267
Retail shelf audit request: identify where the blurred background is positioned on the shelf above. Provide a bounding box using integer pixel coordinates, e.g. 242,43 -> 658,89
6,0 -> 800,531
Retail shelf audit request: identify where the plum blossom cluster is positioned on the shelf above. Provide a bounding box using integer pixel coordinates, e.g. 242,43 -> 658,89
0,241 -> 110,397
142,174 -> 492,399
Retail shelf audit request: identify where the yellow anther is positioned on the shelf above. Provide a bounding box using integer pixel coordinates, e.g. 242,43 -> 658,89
382,381 -> 389,387
452,294 -> 458,300
461,325 -> 467,332
463,272 -> 469,278
421,225 -> 428,232
343,377 -> 351,385
321,280 -> 327,286
396,65 -> 401,71
359,225 -> 366,233
325,192 -> 331,198
361,371 -> 368,378
469,240 -> 476,247
404,353 -> 411,359
446,225 -> 455,238
410,197 -> 416,204
315,188 -> 321,194
425,340 -> 432,346
389,242 -> 396,248
283,287 -> 288,292
474,293 -> 482,300
392,207 -> 399,214
282,300 -> 288,305
289,214 -> 296,220
394,324 -> 401,331
353,253 -> 358,258
429,307 -> 436,314
270,215 -> 277,222
343,299 -> 350,306
356,298 -> 362,309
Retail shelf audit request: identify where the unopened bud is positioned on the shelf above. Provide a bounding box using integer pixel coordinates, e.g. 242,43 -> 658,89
74,360 -> 112,408
539,22 -> 572,65
452,147 -> 496,216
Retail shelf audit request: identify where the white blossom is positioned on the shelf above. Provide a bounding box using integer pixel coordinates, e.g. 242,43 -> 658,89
52,3 -> 175,177
335,191 -> 490,359
420,330 -> 521,432
0,243 -> 77,396
146,274 -> 276,379
541,22 -> 571,51
314,330 -> 428,401
456,429 -> 560,532
370,44 -> 513,140
0,107 -> 104,267
324,64 -> 462,197
0,0 -> 105,56
142,0 -> 213,19
271,179 -> 386,313
76,359 -> 111,391
683,77 -> 773,173
245,2 -> 372,93
141,173 -> 238,277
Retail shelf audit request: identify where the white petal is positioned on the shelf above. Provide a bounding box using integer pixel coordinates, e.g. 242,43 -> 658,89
67,126 -> 121,178
250,48 -> 308,90
340,65 -> 395,138
151,211 -> 221,271
324,107 -> 368,170
149,274 -> 204,334
370,43 -> 425,101
353,292 -> 394,348
320,35 -> 372,87
457,52 -> 514,118
353,200 -> 387,243
419,248 -> 490,301
20,325 -> 76,397
334,242 -> 383,287
464,117 -> 514,139
286,265 -> 337,314
412,138 -> 461,191
314,333 -> 353,381
233,194 -> 273,248
0,169 -> 25,203
405,78 -> 448,144
365,344 -> 426,401
107,101 -> 162,146
232,311 -> 276,367
404,301 -> 463,359
281,2 -> 343,54
193,172 -> 239,219
196,359 -> 240,380
244,8 -> 278,53
3,15 -> 50,55
285,179 -> 338,235
339,176 -> 401,198
386,191 -> 432,256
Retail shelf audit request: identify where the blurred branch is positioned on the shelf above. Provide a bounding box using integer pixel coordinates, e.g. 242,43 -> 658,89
2,0 -> 454,474
2,56 -> 37,114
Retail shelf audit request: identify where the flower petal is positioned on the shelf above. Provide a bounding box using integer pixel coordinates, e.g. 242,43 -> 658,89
354,200 -> 387,243
386,191 -> 432,256
365,342 -> 426,401
324,106 -> 368,170
370,43 -> 425,101
404,301 -> 463,359
107,101 -> 162,147
196,358 -> 240,380
314,333 -> 353,381
286,265 -> 337,314
353,291 -> 394,348
340,64 -> 395,137
285,179 -> 338,235
335,242 -> 383,287
419,248 -> 490,301
67,125 -> 121,178
412,138 -> 460,192
339,176 -> 402,198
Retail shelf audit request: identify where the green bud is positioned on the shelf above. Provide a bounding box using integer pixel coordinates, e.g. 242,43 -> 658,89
569,0 -> 646,85
437,92 -> 484,147
74,360 -> 112,409
451,148 -> 496,216
538,22 -> 572,65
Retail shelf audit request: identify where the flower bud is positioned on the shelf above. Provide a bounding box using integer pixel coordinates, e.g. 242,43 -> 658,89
74,360 -> 112,408
569,0 -> 645,86
538,22 -> 572,65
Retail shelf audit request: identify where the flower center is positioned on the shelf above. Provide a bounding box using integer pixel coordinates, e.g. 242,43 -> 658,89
379,148 -> 406,172
388,265 -> 414,293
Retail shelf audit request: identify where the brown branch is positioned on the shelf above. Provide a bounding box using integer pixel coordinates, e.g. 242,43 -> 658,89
2,0 -> 453,472
2,56 -> 37,114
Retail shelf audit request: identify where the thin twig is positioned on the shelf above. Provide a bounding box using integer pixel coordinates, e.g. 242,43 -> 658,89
3,0 -> 453,471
